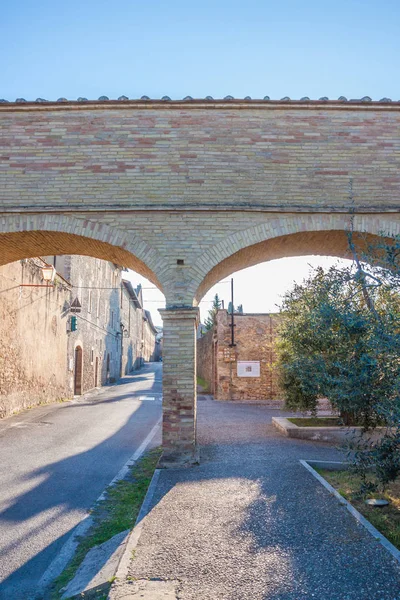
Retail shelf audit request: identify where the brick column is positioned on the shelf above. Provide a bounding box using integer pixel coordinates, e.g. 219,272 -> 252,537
159,307 -> 199,467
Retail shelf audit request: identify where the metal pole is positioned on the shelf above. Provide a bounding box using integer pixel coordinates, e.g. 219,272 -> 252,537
229,277 -> 235,401
230,277 -> 235,347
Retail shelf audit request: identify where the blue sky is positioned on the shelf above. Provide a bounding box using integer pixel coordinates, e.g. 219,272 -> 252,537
2,0 -> 400,102
2,1 -> 399,324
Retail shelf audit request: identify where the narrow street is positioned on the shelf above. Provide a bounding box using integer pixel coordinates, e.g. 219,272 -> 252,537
0,362 -> 162,600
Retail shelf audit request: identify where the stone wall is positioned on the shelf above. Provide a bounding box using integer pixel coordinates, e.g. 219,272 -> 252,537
120,283 -> 144,376
143,311 -> 157,362
59,255 -> 122,393
0,259 -> 71,417
197,328 -> 214,391
197,310 -> 281,403
43,256 -> 158,395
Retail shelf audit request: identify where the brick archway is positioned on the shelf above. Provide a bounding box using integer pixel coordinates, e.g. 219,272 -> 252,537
192,214 -> 400,304
2,98 -> 400,466
0,214 -> 164,290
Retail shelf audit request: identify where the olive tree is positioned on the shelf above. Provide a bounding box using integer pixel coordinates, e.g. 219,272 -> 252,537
276,234 -> 400,488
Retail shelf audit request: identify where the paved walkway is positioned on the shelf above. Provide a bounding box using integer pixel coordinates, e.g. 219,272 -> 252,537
111,397 -> 400,600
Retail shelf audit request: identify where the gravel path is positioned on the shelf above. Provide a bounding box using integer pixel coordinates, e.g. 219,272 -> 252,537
121,398 -> 400,600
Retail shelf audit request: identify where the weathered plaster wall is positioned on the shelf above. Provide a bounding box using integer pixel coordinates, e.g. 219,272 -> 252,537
0,259 -> 71,417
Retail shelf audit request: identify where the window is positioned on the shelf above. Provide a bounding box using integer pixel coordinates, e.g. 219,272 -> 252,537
91,348 -> 94,364
97,296 -> 100,319
88,291 -> 92,314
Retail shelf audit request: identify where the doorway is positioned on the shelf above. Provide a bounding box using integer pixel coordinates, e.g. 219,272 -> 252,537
106,353 -> 110,383
94,356 -> 99,388
74,346 -> 83,395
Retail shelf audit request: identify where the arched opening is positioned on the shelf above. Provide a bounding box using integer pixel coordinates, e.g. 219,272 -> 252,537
0,229 -> 162,291
194,229 -> 389,305
106,353 -> 110,383
74,346 -> 83,395
94,356 -> 99,388
0,222 -> 165,415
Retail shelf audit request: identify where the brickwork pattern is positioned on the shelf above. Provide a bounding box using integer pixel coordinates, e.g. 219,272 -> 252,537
1,103 -> 400,213
1,213 -> 400,307
197,311 -> 281,403
159,308 -> 199,466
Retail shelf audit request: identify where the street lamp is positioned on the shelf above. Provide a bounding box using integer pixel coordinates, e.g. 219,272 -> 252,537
41,264 -> 56,283
20,263 -> 57,288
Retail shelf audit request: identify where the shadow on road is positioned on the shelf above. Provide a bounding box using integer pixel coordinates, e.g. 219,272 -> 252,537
0,365 -> 162,600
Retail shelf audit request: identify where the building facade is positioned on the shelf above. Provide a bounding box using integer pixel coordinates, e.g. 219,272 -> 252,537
197,309 -> 281,404
44,255 -> 158,396
0,255 -> 158,417
0,258 -> 71,417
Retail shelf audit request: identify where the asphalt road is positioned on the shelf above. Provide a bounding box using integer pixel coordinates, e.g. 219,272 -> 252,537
0,362 -> 162,600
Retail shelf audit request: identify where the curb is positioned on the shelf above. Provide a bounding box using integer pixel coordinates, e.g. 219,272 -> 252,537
108,468 -> 162,599
36,418 -> 162,598
300,459 -> 400,565
274,417 -> 387,443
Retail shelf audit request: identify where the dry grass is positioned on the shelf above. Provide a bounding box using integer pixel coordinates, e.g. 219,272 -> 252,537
318,469 -> 400,550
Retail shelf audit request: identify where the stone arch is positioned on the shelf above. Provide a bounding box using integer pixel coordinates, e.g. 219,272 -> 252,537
0,213 -> 166,291
192,214 -> 400,304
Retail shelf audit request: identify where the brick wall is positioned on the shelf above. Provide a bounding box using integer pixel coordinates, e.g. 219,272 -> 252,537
1,101 -> 400,213
197,310 -> 281,404
0,259 -> 71,417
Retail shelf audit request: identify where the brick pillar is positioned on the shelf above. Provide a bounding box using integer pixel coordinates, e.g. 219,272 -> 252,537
159,307 -> 199,467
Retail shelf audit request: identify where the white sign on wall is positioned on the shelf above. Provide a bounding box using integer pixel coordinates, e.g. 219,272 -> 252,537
237,361 -> 260,377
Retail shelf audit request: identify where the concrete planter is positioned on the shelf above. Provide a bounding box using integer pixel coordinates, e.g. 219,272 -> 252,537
272,416 -> 387,443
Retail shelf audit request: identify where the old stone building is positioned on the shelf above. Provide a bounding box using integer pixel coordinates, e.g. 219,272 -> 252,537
120,282 -> 159,373
60,255 -> 124,394
0,254 -> 158,416
44,255 -> 158,396
0,258 -> 71,417
197,309 -> 281,403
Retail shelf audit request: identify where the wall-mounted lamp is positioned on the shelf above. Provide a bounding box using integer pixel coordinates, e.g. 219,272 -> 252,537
41,264 -> 56,283
20,264 -> 57,288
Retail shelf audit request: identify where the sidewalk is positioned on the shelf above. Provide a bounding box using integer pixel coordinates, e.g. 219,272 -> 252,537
110,397 -> 400,600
